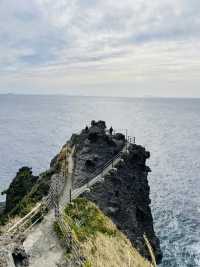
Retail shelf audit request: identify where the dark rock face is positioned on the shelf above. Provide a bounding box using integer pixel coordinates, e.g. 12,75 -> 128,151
82,143 -> 162,264
1,120 -> 162,264
72,121 -> 125,188
0,202 -> 5,215
12,246 -> 29,266
2,167 -> 38,214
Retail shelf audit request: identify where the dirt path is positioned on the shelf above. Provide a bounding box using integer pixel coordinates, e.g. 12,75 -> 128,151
23,147 -> 75,267
22,145 -> 126,267
59,146 -> 75,210
23,210 -> 65,267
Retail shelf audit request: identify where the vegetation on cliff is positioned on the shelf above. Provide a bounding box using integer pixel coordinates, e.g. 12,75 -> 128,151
54,198 -> 153,267
0,120 -> 161,266
0,143 -> 70,224
0,168 -> 53,225
82,143 -> 162,264
1,167 -> 38,214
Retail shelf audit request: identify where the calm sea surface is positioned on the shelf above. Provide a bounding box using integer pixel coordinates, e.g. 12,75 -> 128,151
0,95 -> 199,266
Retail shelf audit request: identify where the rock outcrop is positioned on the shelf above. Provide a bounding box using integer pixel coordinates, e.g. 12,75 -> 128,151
82,143 -> 162,263
2,167 -> 38,214
60,120 -> 162,263
71,121 -> 125,188
0,238 -> 29,267
0,203 -> 5,216
0,120 -> 162,266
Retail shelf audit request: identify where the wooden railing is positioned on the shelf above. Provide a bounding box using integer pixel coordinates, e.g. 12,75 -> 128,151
57,214 -> 85,265
2,133 -> 156,267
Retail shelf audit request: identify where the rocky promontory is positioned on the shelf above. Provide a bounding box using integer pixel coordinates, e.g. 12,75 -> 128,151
82,144 -> 162,263
0,120 -> 162,266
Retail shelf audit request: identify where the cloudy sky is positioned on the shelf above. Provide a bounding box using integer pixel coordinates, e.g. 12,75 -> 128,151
0,0 -> 200,97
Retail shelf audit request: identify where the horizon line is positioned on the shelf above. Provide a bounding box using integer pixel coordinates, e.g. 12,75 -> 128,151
0,93 -> 200,99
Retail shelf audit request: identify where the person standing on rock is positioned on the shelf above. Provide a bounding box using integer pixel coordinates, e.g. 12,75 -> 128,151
109,127 -> 113,135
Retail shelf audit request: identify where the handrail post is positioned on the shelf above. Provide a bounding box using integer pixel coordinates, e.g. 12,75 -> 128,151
69,188 -> 72,203
143,233 -> 157,267
54,196 -> 60,218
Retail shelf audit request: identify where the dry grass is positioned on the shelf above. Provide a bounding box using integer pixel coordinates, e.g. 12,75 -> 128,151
57,198 -> 153,267
0,215 -> 22,234
81,225 -> 153,267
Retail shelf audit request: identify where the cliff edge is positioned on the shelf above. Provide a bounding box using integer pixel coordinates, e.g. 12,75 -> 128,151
0,120 -> 162,266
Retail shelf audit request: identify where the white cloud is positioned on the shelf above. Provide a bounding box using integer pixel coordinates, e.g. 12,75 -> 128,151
0,0 -> 200,96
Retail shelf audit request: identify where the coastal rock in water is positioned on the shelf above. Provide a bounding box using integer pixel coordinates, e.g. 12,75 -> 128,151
1,120 -> 162,265
81,143 -> 162,264
2,167 -> 38,214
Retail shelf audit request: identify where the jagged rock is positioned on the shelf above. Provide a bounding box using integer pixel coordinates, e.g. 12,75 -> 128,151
0,202 -> 5,215
1,120 -> 162,265
0,241 -> 29,267
88,131 -> 99,143
50,154 -> 60,169
2,167 -> 38,214
114,133 -> 125,141
85,159 -> 96,170
0,249 -> 14,267
72,121 -> 125,188
12,246 -> 29,266
91,120 -> 106,129
82,143 -> 163,264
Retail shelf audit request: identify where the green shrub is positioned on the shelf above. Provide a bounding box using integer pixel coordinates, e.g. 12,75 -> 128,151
83,260 -> 92,267
5,169 -> 52,218
63,198 -> 116,242
53,221 -> 65,240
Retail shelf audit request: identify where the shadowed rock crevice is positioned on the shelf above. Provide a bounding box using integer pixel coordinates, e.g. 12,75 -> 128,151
12,246 -> 29,267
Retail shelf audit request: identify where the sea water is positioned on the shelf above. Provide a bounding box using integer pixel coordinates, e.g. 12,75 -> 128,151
0,95 -> 199,266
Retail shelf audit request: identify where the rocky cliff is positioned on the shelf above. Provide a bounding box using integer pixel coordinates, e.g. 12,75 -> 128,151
71,121 -> 125,188
54,198 -> 155,267
82,144 -> 162,263
1,167 -> 39,214
0,120 -> 162,266
51,120 -> 162,264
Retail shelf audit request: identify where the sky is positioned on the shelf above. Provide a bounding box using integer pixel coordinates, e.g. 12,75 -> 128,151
0,0 -> 200,97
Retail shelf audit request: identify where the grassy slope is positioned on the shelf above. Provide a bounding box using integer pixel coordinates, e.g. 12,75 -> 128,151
54,198 -> 153,267
0,144 -> 70,228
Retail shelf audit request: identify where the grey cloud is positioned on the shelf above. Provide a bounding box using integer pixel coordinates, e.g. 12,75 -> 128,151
0,0 -> 200,96
1,0 -> 200,68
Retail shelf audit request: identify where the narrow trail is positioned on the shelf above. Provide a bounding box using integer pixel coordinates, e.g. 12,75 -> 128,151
23,210 -> 64,267
21,144 -> 127,267
1,136 -> 157,267
23,146 -> 76,267
59,146 -> 75,209
5,143 -> 126,237
2,140 -> 137,267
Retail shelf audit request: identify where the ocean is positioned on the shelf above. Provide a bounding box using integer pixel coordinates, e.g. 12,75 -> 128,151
0,94 -> 199,266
